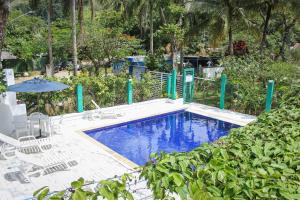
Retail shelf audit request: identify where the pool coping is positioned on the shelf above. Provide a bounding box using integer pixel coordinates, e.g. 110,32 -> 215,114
74,103 -> 256,170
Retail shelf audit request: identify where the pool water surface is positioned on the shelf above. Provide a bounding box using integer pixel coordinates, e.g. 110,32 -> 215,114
85,111 -> 239,165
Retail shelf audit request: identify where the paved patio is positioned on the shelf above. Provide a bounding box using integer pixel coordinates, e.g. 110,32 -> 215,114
0,99 -> 256,200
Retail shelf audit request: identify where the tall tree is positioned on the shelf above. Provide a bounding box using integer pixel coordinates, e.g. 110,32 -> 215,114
78,0 -> 84,42
71,0 -> 78,76
0,0 -> 10,69
258,0 -> 277,55
89,0 -> 95,21
194,0 -> 239,55
46,0 -> 54,77
276,0 -> 300,60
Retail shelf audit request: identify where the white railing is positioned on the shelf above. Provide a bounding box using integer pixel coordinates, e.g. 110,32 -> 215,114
148,71 -> 170,98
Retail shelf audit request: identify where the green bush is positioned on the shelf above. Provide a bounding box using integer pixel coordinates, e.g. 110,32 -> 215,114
290,48 -> 300,64
18,72 -> 158,116
221,55 -> 298,115
0,69 -> 6,93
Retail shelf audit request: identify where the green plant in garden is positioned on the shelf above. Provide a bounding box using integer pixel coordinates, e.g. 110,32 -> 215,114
133,72 -> 158,102
34,174 -> 134,200
18,72 -> 157,116
221,55 -> 298,115
144,50 -> 173,72
0,69 -> 6,92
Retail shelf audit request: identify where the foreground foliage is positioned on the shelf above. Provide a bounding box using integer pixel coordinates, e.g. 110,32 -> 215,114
140,86 -> 300,199
34,87 -> 300,199
34,174 -> 134,200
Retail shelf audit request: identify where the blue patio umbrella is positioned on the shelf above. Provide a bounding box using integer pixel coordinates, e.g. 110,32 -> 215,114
7,77 -> 69,137
8,77 -> 69,93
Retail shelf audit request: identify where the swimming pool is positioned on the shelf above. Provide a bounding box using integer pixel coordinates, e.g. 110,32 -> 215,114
84,111 -> 239,165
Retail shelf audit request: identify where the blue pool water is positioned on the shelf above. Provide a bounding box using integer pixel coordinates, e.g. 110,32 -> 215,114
85,111 -> 239,165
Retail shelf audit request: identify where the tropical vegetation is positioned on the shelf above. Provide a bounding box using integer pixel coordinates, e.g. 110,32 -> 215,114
0,0 -> 299,199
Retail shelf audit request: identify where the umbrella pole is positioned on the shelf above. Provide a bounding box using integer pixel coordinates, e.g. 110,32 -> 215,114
38,93 -> 42,138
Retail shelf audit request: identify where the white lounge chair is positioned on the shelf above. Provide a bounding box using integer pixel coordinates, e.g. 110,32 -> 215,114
15,150 -> 78,181
0,132 -> 53,159
91,100 -> 123,119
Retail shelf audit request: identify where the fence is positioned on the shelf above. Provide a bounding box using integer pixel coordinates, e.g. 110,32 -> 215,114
148,71 -> 169,99
148,70 -> 275,115
18,70 -> 275,116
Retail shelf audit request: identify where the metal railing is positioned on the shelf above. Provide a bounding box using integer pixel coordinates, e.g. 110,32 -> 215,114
148,71 -> 170,98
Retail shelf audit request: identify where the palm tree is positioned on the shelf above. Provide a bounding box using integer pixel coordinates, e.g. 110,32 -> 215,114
46,0 -> 54,77
78,0 -> 84,41
101,0 -> 159,54
71,0 -> 78,76
0,0 -> 10,69
194,0 -> 239,55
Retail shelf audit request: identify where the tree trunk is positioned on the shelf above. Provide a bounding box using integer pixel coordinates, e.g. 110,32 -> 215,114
0,0 -> 10,69
78,0 -> 84,44
179,48 -> 184,73
72,0 -> 78,76
160,8 -> 167,25
279,30 -> 288,61
105,66 -> 108,77
279,19 -> 296,61
149,0 -> 154,54
260,2 -> 272,55
46,0 -> 54,77
226,1 -> 234,55
90,0 -> 95,21
171,40 -> 177,70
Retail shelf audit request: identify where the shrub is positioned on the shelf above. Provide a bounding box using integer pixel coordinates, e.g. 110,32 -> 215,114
0,69 -> 6,93
18,72 -> 158,116
221,55 -> 298,115
290,48 -> 300,63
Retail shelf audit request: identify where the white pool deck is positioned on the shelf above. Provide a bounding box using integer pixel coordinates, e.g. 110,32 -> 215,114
0,99 -> 256,200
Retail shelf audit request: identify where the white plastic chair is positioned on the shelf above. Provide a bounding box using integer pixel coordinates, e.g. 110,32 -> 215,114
16,150 -> 78,179
0,132 -> 53,159
29,112 -> 51,138
50,116 -> 63,135
91,100 -> 123,119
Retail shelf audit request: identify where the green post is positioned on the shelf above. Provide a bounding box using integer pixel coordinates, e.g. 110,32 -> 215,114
76,84 -> 84,113
219,74 -> 227,109
171,69 -> 177,100
167,74 -> 171,98
265,80 -> 275,112
127,79 -> 133,104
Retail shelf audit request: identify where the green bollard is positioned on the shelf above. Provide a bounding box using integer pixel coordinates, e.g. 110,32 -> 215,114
171,69 -> 177,100
167,74 -> 171,98
219,74 -> 227,109
76,84 -> 84,113
265,80 -> 275,112
127,79 -> 133,104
